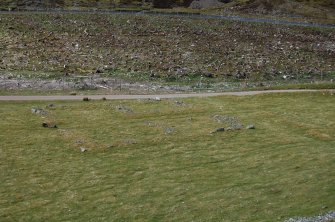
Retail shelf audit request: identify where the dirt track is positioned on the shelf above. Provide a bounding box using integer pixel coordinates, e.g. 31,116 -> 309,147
0,90 -> 333,101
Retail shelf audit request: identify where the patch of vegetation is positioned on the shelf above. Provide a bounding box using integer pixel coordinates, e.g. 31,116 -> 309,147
0,92 -> 334,221
256,82 -> 335,90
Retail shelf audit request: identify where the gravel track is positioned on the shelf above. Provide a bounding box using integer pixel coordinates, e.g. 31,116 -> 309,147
0,89 -> 333,101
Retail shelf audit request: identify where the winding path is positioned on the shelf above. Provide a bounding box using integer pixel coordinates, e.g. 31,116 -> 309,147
0,90 -> 333,101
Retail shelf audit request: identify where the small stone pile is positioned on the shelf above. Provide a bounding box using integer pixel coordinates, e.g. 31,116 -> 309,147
213,115 -> 244,130
116,104 -> 133,113
212,115 -> 255,133
31,107 -> 48,116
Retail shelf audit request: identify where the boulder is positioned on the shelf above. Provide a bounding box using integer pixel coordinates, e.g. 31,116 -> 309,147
80,147 -> 87,152
212,127 -> 225,133
42,122 -> 57,128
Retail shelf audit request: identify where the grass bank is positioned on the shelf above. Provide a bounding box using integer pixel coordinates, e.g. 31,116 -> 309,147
0,92 -> 334,221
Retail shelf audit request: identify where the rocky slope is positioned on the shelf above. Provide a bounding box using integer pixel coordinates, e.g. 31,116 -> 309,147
1,0 -> 334,10
0,13 -> 334,82
1,0 -> 334,23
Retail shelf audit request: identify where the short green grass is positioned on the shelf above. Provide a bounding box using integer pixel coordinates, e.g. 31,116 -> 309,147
254,82 -> 335,91
0,92 -> 334,221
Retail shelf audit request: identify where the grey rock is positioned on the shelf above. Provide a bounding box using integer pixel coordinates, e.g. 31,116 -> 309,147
96,67 -> 104,74
47,104 -> 56,108
164,127 -> 175,134
204,72 -> 214,78
80,147 -> 87,152
246,124 -> 255,129
212,128 -> 225,133
42,122 -> 57,128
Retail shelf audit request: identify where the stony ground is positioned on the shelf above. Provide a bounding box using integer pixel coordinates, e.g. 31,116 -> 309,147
0,13 -> 334,84
285,211 -> 335,222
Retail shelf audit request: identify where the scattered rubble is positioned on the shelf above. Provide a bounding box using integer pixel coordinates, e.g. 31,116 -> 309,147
0,72 -> 330,93
31,107 -> 48,115
174,100 -> 186,106
213,115 -> 244,130
0,74 -> 194,93
0,13 -> 333,88
285,211 -> 335,222
212,115 -> 256,132
116,104 -> 133,113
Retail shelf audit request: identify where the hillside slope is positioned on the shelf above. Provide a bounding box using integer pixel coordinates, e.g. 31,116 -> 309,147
1,0 -> 334,10
1,0 -> 334,22
0,13 -> 334,82
225,0 -> 335,19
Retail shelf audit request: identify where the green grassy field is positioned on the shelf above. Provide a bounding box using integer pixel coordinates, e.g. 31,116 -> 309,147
0,92 -> 334,221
